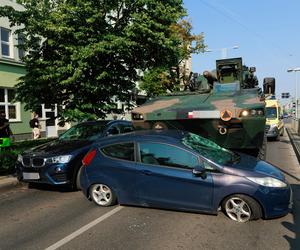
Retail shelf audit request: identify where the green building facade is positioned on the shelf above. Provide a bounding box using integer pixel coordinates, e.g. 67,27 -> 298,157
0,0 -> 33,140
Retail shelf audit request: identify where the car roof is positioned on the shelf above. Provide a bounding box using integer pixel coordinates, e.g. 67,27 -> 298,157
94,130 -> 187,146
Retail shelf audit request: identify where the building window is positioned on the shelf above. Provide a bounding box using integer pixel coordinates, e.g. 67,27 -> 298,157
0,27 -> 12,58
0,88 -> 20,121
17,33 -> 25,60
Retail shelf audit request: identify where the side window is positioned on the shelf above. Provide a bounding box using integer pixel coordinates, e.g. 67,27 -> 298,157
139,142 -> 199,169
118,123 -> 134,133
101,143 -> 134,161
203,161 -> 215,171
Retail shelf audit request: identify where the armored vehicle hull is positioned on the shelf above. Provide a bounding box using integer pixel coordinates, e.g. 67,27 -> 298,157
132,58 -> 266,158
132,88 -> 265,154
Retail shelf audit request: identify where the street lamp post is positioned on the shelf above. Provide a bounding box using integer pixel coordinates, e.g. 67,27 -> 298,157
205,45 -> 239,59
287,67 -> 300,119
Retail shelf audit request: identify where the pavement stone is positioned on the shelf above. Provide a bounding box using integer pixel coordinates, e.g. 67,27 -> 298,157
0,175 -> 19,192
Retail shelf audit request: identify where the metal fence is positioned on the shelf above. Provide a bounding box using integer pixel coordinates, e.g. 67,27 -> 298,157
291,118 -> 300,135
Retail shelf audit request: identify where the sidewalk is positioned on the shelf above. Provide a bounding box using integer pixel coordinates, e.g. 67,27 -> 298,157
286,124 -> 300,165
0,175 -> 19,192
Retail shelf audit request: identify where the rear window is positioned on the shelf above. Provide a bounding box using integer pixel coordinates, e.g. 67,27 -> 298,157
101,143 -> 134,161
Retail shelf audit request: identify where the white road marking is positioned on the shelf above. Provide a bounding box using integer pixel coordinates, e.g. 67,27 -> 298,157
45,206 -> 123,250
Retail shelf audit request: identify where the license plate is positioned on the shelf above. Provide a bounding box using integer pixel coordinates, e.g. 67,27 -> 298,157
23,172 -> 40,180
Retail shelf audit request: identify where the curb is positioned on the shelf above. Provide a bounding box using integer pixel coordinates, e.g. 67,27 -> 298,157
286,127 -> 300,165
0,176 -> 19,192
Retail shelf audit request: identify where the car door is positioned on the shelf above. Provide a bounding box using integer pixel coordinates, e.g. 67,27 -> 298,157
136,142 -> 214,212
99,142 -> 139,204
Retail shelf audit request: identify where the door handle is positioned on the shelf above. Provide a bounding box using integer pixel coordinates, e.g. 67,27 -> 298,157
141,170 -> 152,175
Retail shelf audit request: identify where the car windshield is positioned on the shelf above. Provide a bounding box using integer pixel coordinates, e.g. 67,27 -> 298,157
59,122 -> 107,141
182,132 -> 240,165
266,107 -> 277,119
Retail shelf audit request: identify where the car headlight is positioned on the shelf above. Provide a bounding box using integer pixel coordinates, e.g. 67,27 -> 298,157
240,109 -> 264,117
241,110 -> 249,117
46,155 -> 72,164
132,113 -> 144,120
17,154 -> 23,163
246,177 -> 287,188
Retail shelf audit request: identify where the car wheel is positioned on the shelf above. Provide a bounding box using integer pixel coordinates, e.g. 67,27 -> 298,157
75,166 -> 83,190
89,184 -> 117,207
222,194 -> 262,222
257,135 -> 267,161
152,121 -> 168,130
280,128 -> 284,136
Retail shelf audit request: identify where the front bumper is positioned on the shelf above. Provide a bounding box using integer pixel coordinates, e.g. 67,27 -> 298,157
16,161 -> 71,186
266,126 -> 279,138
257,184 -> 292,219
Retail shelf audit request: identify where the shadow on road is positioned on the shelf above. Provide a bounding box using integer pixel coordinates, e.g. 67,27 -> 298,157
28,183 -> 75,193
282,184 -> 300,250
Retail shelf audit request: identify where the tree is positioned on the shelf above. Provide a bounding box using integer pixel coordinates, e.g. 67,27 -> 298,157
0,0 -> 186,122
139,18 -> 205,96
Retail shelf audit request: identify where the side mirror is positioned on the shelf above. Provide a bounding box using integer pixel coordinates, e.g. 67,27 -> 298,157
192,165 -> 207,179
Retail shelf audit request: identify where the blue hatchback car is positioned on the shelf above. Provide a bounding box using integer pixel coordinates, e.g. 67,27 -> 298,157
80,130 -> 292,222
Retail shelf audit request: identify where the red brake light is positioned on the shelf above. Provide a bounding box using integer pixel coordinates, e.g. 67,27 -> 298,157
82,148 -> 97,166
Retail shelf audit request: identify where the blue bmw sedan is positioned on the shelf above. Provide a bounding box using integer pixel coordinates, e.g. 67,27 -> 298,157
16,120 -> 133,190
80,130 -> 292,222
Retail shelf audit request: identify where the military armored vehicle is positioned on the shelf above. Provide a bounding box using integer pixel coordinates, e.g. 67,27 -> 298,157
132,57 -> 267,158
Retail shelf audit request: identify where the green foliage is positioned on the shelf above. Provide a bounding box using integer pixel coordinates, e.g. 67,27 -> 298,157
0,138 -> 53,175
0,0 -> 186,122
139,19 -> 205,96
139,67 -> 180,96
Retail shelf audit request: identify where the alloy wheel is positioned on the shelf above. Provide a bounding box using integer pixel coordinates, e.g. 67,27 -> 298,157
225,197 -> 252,222
90,184 -> 113,206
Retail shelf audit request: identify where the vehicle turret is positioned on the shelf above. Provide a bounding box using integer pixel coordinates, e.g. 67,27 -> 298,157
189,58 -> 260,94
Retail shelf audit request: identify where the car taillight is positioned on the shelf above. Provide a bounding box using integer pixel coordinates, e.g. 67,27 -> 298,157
82,148 -> 97,166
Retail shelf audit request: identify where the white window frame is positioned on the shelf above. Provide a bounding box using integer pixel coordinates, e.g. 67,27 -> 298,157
0,88 -> 21,122
0,27 -> 13,59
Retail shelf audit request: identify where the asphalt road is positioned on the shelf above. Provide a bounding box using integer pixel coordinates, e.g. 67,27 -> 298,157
0,130 -> 299,250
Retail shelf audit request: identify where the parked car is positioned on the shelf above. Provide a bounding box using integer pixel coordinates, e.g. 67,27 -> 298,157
16,120 -> 134,190
80,130 -> 292,222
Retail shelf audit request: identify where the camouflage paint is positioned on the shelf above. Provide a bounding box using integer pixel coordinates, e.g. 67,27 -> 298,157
132,58 -> 266,153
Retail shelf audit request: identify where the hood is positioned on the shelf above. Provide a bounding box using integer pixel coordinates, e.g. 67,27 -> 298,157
226,153 -> 285,181
24,139 -> 93,157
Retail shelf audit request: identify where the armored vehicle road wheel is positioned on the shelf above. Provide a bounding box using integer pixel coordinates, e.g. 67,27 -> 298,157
152,122 -> 168,130
258,135 -> 267,161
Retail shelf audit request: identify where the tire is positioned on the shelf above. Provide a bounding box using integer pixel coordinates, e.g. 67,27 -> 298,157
89,183 -> 117,207
73,166 -> 83,191
222,194 -> 262,222
280,127 -> 284,136
71,160 -> 85,191
152,121 -> 168,130
257,135 -> 267,161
